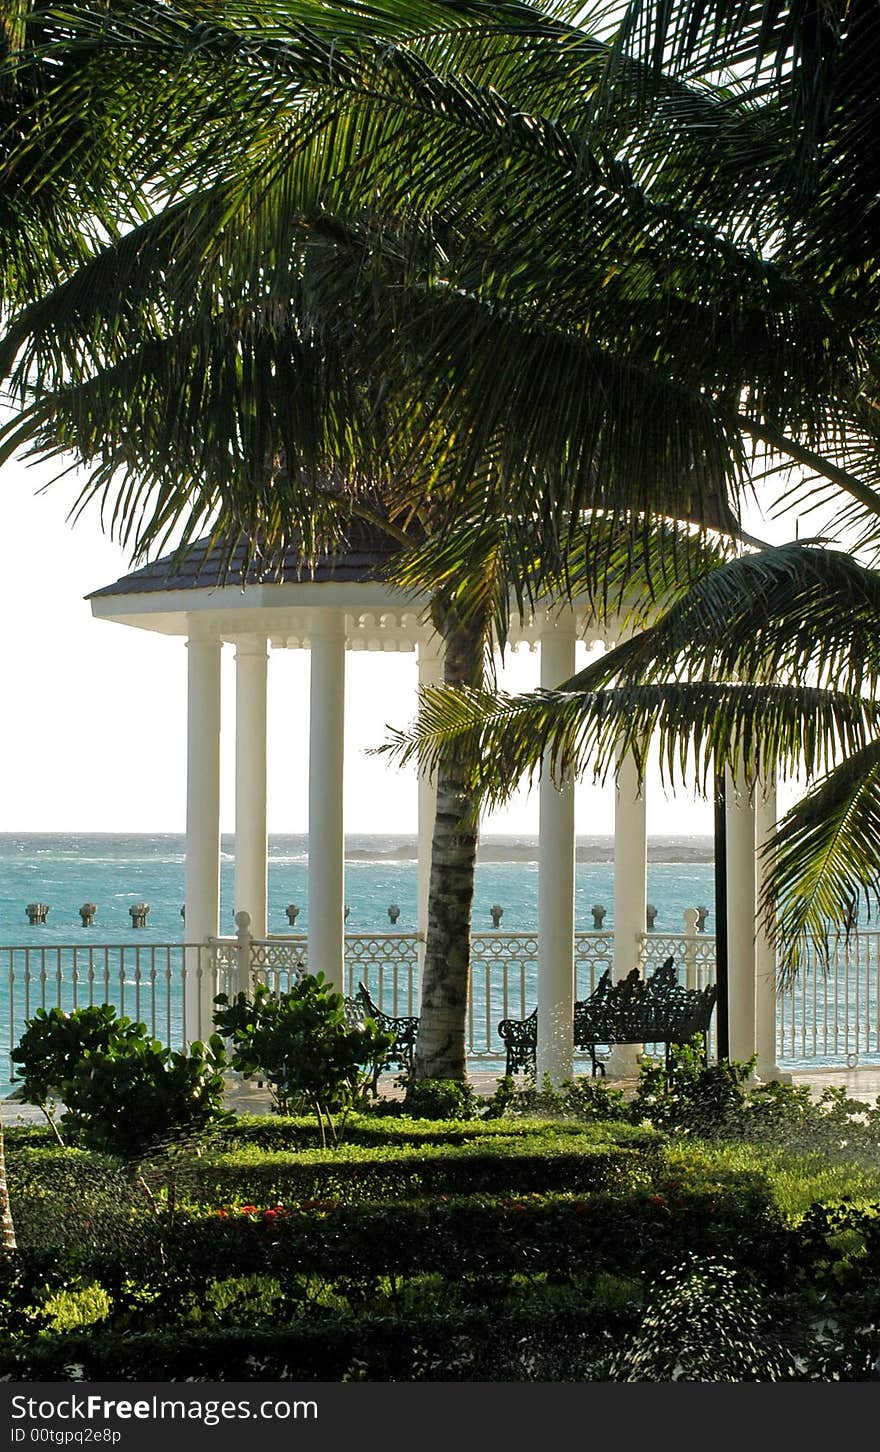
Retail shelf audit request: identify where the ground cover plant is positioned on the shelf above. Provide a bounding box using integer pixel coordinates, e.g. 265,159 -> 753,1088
2,1045 -> 880,1381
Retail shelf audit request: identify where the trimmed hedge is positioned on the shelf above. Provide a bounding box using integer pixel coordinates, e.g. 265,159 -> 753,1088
5,1176 -> 788,1290
6,1121 -> 665,1235
8,1113 -> 880,1382
0,1304 -> 629,1381
209,1112 -> 662,1152
5,1146 -> 146,1255
162,1136 -> 654,1206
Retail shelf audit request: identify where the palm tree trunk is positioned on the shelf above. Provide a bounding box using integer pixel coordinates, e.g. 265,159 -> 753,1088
0,1105 -> 16,1255
413,596 -> 485,1081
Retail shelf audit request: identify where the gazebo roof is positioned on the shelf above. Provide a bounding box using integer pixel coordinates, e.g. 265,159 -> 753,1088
88,518 -> 398,600
86,512 -> 725,651
86,518 -> 443,649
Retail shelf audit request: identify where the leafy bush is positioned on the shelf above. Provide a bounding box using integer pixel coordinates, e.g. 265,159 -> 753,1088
72,1036 -> 230,1159
630,1038 -> 755,1135
400,1078 -> 484,1121
11,1005 -> 230,1159
34,1280 -> 113,1336
12,1005 -> 141,1113
484,1073 -> 629,1122
213,975 -> 393,1143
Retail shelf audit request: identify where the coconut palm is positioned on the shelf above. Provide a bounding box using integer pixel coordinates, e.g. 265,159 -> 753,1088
0,0 -> 876,1073
379,0 -> 880,983
0,0 -> 178,1252
387,532 -> 880,982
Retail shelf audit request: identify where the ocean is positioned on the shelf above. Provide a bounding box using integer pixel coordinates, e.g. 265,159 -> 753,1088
0,832 -> 716,941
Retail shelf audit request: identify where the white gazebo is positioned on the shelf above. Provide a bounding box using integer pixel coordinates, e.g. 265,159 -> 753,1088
88,524 -> 781,1081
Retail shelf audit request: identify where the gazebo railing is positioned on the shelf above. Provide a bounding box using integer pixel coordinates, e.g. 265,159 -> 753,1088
0,941 -> 226,1080
3,921 -> 880,1083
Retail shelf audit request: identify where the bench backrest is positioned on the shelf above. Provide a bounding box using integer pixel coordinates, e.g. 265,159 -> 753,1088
575,958 -> 717,1041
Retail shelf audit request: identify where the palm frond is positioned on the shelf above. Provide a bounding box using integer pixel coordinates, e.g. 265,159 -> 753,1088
549,543 -> 880,699
382,679 -> 880,812
764,739 -> 880,983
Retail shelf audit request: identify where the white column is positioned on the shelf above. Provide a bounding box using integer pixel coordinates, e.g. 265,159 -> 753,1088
234,636 -> 269,940
537,611 -> 576,1084
610,746 -> 647,1076
417,636 -> 444,974
184,630 -> 222,1042
308,610 -> 346,992
755,778 -> 788,1080
725,762 -> 758,1067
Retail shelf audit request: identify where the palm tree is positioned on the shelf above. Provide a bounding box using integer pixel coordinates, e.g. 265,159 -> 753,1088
379,0 -> 880,983
388,533 -> 880,979
0,0 -> 171,1250
1,0 -> 876,1074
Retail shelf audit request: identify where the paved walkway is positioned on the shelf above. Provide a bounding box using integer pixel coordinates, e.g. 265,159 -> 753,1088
4,1062 -> 879,1126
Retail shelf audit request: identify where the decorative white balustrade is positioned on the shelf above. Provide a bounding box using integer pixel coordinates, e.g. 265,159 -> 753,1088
776,929 -> 880,1064
0,942 -> 227,1076
3,919 -> 880,1083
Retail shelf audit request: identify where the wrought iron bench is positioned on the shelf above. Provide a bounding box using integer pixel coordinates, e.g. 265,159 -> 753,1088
497,1007 -> 538,1077
352,981 -> 419,1090
497,1003 -> 605,1078
498,957 -> 718,1078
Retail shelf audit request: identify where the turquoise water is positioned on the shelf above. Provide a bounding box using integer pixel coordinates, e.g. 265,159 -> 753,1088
0,832 -> 716,941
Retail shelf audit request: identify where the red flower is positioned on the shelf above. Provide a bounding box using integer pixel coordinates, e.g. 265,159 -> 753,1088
648,1194 -> 666,1207
238,1204 -> 258,1215
216,1209 -> 228,1219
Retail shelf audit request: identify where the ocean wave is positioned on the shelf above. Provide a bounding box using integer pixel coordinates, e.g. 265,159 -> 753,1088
342,836 -> 715,864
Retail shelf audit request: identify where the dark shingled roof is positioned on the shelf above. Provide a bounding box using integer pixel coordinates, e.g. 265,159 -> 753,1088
88,520 -> 401,599
89,499 -> 751,603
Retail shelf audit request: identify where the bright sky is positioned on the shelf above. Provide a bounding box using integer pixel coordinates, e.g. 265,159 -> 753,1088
0,445 -> 802,837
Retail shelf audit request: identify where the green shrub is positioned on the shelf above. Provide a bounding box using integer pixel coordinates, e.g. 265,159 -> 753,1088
178,1274 -> 286,1328
484,1073 -> 629,1122
12,1005 -> 142,1113
34,1281 -> 113,1336
631,1039 -> 755,1134
400,1078 -> 483,1121
11,1004 -> 231,1159
214,975 -> 393,1143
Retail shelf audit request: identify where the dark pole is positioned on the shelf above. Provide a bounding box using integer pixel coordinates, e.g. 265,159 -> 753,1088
714,764 -> 730,1060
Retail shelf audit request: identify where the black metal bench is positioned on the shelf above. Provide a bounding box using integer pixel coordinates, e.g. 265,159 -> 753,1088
352,981 -> 419,1090
498,957 -> 718,1078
